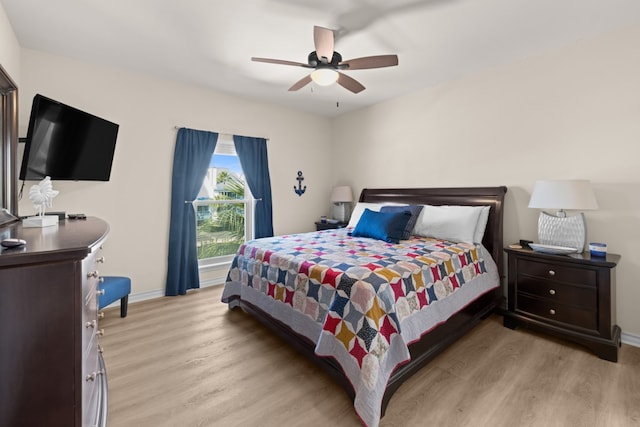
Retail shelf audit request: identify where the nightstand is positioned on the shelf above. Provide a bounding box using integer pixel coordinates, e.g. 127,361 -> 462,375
503,247 -> 621,362
315,221 -> 347,231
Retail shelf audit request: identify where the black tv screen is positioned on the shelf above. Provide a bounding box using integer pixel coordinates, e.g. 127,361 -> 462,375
19,94 -> 119,181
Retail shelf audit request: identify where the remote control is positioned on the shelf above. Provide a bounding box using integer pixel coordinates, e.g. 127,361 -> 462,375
1,238 -> 26,248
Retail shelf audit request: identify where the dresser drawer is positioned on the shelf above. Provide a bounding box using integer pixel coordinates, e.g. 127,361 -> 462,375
516,293 -> 597,331
82,254 -> 99,352
517,277 -> 597,310
516,257 -> 597,286
83,334 -> 101,425
83,316 -> 98,355
83,253 -> 100,307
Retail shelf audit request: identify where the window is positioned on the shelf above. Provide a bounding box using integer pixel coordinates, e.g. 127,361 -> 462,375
196,135 -> 253,266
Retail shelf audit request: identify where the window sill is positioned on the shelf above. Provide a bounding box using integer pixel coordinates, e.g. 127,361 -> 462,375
198,259 -> 232,272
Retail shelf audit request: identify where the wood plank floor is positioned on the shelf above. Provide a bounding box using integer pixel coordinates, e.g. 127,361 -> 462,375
101,285 -> 640,427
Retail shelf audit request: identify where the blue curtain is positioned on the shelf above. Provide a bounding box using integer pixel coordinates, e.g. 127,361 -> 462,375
165,128 -> 218,296
233,135 -> 274,239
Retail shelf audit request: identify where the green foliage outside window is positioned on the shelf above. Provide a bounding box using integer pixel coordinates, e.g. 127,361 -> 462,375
196,172 -> 246,259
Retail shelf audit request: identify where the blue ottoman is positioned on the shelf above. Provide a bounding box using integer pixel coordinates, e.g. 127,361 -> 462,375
99,276 -> 131,318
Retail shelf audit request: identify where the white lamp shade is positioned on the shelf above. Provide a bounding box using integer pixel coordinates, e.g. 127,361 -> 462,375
528,180 -> 598,210
331,186 -> 353,203
311,68 -> 339,86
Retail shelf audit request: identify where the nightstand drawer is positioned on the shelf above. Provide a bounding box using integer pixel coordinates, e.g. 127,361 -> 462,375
517,258 -> 597,286
517,278 -> 596,310
517,293 -> 597,331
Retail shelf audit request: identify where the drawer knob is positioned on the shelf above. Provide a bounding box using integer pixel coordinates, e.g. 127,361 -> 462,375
85,320 -> 96,328
97,329 -> 105,336
97,289 -> 105,296
86,370 -> 104,382
97,256 -> 105,263
549,289 -> 556,295
98,312 -> 105,319
548,270 -> 556,276
87,271 -> 99,279
549,309 -> 556,315
99,277 -> 105,283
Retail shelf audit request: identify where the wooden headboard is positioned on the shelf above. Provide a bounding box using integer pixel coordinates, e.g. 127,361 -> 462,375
359,186 -> 508,277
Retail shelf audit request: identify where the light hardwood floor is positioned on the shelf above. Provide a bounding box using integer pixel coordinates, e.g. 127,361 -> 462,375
101,285 -> 640,427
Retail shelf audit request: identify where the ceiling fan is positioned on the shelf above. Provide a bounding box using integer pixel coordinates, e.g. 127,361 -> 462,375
252,25 -> 398,94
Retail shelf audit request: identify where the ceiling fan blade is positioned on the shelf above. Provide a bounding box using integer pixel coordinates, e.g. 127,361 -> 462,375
341,54 -> 399,70
337,72 -> 365,94
313,26 -> 334,62
252,57 -> 309,67
288,74 -> 313,91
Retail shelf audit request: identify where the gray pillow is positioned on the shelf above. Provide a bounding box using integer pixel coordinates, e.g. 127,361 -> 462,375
380,205 -> 423,240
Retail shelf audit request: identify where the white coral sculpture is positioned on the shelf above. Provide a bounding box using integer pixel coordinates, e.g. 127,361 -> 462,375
29,176 -> 59,216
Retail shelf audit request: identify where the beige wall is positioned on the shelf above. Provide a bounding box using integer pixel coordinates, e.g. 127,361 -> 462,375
332,25 -> 640,338
0,3 -> 20,83
17,49 -> 333,297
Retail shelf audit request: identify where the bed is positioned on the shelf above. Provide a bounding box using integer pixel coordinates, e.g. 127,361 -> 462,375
222,186 -> 507,426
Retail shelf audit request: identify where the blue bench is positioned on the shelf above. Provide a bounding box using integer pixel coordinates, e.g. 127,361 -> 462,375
98,276 -> 131,318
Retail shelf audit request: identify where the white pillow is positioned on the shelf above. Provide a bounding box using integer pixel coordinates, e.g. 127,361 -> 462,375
347,202 -> 385,228
412,205 -> 484,243
474,206 -> 491,244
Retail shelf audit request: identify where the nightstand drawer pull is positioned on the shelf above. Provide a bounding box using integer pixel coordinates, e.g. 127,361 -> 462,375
549,309 -> 556,315
548,270 -> 556,276
549,289 -> 556,295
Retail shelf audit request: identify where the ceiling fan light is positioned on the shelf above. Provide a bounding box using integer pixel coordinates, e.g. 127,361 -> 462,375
310,68 -> 338,86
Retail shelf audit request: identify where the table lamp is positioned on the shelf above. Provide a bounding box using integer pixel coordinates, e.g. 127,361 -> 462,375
528,179 -> 598,251
331,186 -> 353,222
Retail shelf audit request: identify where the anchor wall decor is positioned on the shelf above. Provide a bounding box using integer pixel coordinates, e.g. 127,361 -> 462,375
294,171 -> 306,196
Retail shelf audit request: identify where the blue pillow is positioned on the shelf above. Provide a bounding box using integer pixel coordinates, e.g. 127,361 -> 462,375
351,208 -> 412,243
380,205 -> 423,240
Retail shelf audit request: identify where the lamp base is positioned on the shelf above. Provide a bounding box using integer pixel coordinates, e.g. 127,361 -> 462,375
332,202 -> 350,223
537,211 -> 586,251
22,215 -> 59,228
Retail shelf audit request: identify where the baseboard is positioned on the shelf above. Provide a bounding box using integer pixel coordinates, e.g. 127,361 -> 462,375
103,281 -> 223,310
621,331 -> 640,348
199,278 -> 224,288
128,289 -> 164,304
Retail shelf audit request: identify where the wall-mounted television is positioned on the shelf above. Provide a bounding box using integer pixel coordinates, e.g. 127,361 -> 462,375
19,94 -> 119,181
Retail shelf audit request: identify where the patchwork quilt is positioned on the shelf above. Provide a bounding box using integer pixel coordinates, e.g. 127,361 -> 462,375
221,228 -> 500,427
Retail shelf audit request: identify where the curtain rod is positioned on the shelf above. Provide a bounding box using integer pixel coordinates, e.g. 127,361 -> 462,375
173,126 -> 269,141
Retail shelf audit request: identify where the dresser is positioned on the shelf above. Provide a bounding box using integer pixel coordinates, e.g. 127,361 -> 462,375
0,217 -> 109,426
503,247 -> 621,362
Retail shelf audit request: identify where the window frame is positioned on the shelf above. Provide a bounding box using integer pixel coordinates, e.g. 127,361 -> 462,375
196,136 -> 253,268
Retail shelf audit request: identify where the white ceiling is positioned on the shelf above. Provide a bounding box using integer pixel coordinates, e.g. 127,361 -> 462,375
2,0 -> 640,117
